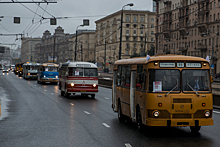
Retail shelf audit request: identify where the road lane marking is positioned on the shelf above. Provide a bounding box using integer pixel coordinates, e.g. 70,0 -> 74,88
213,111 -> 220,114
70,103 -> 74,106
104,97 -> 110,99
84,111 -> 91,115
44,90 -> 47,91
102,123 -> 110,128
51,93 -> 53,95
125,143 -> 132,147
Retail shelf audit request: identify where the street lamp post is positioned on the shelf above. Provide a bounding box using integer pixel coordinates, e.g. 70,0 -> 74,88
74,19 -> 89,61
119,3 -> 134,60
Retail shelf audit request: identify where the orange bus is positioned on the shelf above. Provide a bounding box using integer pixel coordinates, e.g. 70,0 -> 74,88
112,55 -> 213,132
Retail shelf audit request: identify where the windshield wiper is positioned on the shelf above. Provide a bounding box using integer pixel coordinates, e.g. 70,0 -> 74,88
165,84 -> 178,97
187,83 -> 200,96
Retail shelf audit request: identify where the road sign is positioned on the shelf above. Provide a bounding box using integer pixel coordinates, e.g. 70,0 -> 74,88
211,64 -> 214,69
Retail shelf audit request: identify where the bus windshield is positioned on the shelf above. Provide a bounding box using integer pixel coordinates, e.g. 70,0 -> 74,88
44,67 -> 58,72
182,69 -> 210,92
149,69 -> 180,92
68,67 -> 98,77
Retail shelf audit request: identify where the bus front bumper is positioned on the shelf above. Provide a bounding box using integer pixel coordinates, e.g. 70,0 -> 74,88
67,88 -> 98,94
146,118 -> 213,127
41,78 -> 59,83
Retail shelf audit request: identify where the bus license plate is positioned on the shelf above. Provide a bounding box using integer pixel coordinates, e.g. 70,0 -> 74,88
80,90 -> 87,92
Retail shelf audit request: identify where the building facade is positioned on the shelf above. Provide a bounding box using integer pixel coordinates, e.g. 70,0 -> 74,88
21,37 -> 41,63
95,10 -> 156,71
154,0 -> 220,73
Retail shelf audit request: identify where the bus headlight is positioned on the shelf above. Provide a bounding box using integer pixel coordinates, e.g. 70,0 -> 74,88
28,73 -> 30,75
55,76 -> 58,78
153,111 -> 160,118
93,83 -> 96,87
71,83 -> 74,87
44,75 -> 46,78
204,110 -> 210,118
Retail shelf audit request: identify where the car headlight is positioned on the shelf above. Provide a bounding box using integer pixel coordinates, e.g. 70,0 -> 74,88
44,75 -> 46,78
204,110 -> 210,118
71,83 -> 74,87
153,111 -> 160,118
56,76 -> 58,78
93,83 -> 96,87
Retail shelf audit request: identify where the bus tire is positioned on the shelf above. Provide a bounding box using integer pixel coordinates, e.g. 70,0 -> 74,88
118,101 -> 125,122
190,126 -> 201,133
91,94 -> 95,99
137,107 -> 143,131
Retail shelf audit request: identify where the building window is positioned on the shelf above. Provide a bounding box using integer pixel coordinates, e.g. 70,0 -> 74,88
213,26 -> 215,33
126,30 -> 129,35
151,24 -> 154,28
140,37 -> 143,41
126,16 -> 130,22
141,30 -> 143,35
133,30 -> 137,35
133,37 -> 137,41
151,18 -> 154,22
133,50 -> 136,54
126,43 -> 130,48
126,50 -> 129,55
133,16 -> 137,23
140,17 -> 144,22
151,38 -> 154,42
195,29 -> 197,36
126,37 -> 130,41
151,31 -> 154,35
141,44 -> 143,48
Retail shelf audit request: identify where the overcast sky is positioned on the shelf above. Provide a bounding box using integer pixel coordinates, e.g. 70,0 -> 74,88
0,0 -> 153,50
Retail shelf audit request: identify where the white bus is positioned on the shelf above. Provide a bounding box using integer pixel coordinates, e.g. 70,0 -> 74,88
23,63 -> 41,79
59,62 -> 99,98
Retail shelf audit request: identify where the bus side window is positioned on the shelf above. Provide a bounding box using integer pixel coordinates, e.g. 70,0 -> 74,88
136,65 -> 143,90
125,65 -> 131,88
117,66 -> 121,86
142,69 -> 147,90
121,65 -> 126,86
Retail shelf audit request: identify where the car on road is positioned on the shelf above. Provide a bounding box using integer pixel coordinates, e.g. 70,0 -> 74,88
2,67 -> 9,72
215,72 -> 220,78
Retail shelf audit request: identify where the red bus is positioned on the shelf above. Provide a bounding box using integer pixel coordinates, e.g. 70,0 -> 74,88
59,62 -> 99,98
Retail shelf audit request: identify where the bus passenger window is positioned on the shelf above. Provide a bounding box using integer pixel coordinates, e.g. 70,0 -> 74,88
142,69 -> 147,90
136,65 -> 143,90
117,66 -> 121,86
121,66 -> 126,86
125,65 -> 131,88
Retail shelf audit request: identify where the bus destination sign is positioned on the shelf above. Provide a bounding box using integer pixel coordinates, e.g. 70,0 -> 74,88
76,64 -> 91,67
186,63 -> 201,68
159,63 -> 175,67
159,62 -> 201,68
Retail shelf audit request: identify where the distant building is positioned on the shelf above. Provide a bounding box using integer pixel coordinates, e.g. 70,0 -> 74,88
153,0 -> 220,74
0,46 -> 11,65
95,10 -> 156,71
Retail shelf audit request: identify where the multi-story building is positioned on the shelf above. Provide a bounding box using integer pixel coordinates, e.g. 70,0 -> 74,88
95,10 -> 156,71
0,46 -> 11,65
21,37 -> 41,63
73,30 -> 96,62
35,27 -> 96,64
154,0 -> 220,73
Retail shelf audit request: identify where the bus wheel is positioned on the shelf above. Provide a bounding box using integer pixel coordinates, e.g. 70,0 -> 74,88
137,107 -> 143,131
91,94 -> 95,99
118,102 -> 125,122
61,90 -> 64,96
190,126 -> 201,133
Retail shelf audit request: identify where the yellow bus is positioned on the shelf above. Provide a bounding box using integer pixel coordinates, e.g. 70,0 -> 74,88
112,55 -> 213,132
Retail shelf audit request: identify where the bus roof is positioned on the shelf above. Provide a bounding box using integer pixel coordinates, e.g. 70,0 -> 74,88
40,63 -> 59,67
114,55 -> 209,65
23,63 -> 41,66
61,61 -> 97,68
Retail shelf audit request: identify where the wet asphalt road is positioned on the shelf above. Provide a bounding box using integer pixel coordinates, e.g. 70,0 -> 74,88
0,71 -> 220,147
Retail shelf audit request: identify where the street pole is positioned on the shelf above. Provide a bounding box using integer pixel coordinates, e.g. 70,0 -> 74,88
212,37 -> 214,76
53,36 -> 55,63
119,9 -> 123,60
144,31 -> 146,56
31,41 -> 32,62
81,43 -> 83,61
119,3 -> 134,60
105,39 -> 106,70
75,30 -> 78,61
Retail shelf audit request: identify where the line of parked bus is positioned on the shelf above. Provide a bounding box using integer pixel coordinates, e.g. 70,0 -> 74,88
12,61 -> 99,99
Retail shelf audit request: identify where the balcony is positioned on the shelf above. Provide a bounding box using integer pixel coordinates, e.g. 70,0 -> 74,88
197,44 -> 207,50
197,23 -> 208,36
179,28 -> 188,37
163,29 -> 171,39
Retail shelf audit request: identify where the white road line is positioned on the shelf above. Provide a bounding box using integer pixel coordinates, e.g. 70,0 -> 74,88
51,93 -> 53,95
84,111 -> 91,115
44,90 -> 47,91
125,143 -> 132,147
213,111 -> 220,114
70,103 -> 74,106
104,97 -> 110,99
102,123 -> 110,128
